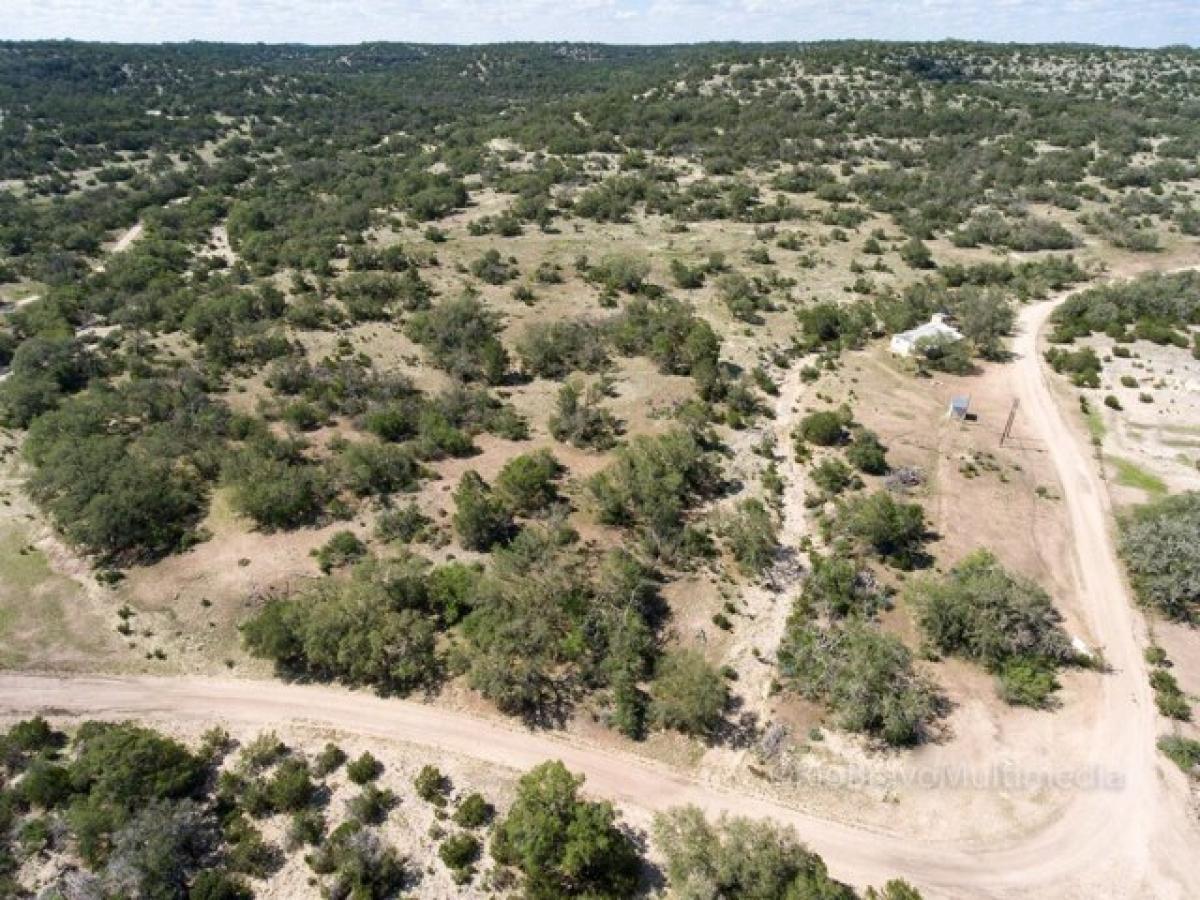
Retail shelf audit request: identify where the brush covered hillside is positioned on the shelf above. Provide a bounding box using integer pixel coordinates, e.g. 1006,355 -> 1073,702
1,39 -> 1200,899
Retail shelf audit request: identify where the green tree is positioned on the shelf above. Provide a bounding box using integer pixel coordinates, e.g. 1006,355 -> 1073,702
71,723 -> 205,810
588,429 -> 721,559
957,288 -> 1014,360
653,806 -> 858,900
104,799 -> 216,900
650,649 -> 727,737
492,761 -> 640,899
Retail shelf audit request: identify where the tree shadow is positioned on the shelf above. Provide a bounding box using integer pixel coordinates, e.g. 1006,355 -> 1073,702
518,674 -> 584,731
629,827 -> 667,896
710,696 -> 762,750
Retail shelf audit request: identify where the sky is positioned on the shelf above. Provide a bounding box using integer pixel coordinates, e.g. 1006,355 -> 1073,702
2,0 -> 1197,48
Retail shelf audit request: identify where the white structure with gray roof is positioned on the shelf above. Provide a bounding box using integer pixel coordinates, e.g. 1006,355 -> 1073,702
890,313 -> 963,357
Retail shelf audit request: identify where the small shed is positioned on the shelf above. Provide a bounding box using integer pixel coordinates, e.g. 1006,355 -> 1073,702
948,395 -> 970,420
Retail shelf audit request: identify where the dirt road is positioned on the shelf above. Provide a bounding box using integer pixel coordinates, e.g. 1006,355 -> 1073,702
3,280 -> 1199,898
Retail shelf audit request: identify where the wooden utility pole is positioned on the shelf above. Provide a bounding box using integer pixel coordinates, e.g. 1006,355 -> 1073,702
1000,399 -> 1019,447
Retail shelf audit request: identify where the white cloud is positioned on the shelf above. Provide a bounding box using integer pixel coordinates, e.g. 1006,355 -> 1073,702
0,0 -> 1194,46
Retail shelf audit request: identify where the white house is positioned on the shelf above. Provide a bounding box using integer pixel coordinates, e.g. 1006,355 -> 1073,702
890,313 -> 963,357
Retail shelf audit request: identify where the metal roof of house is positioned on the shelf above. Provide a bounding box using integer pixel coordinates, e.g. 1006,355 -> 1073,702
894,317 -> 963,344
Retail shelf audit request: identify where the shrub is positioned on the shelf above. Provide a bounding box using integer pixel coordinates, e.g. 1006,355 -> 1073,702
265,758 -> 316,813
549,380 -> 619,450
346,752 -> 383,785
1159,735 -> 1200,773
798,552 -> 884,620
375,502 -> 431,544
452,793 -> 494,829
650,649 -> 727,737
653,807 -> 858,899
346,784 -> 397,825
191,871 -> 254,900
335,441 -> 420,497
1150,669 -> 1192,721
608,295 -> 722,396
313,743 -> 347,777
414,765 -> 447,805
721,498 -> 779,576
71,722 -> 206,809
494,449 -> 561,516
833,491 -> 928,569
914,334 -> 972,375
308,822 -> 408,899
810,457 -> 858,496
462,528 -> 659,722
439,832 -> 481,871
225,451 -> 329,531
221,813 -> 278,878
239,732 -> 288,772
314,531 -> 366,574
669,259 -> 706,289
847,430 -> 889,475
796,409 -> 848,447
469,248 -> 516,284
900,237 -> 934,269
910,549 -> 1073,705
516,320 -> 608,379
104,799 -> 216,900
1052,269 -> 1200,344
1120,492 -> 1200,621
20,761 -> 72,808
407,292 -> 509,384
0,716 -> 64,773
1044,347 -> 1101,388
952,211 -> 1077,252
997,659 -> 1060,708
286,809 -> 326,849
796,301 -> 873,351
589,253 -> 649,294
716,272 -> 767,322
21,379 -> 220,561
242,557 -> 441,695
778,617 -> 940,746
281,400 -> 323,431
452,471 -> 513,551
